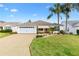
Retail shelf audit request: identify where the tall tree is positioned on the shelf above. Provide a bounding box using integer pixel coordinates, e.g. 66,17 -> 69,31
61,3 -> 72,33
47,3 -> 62,32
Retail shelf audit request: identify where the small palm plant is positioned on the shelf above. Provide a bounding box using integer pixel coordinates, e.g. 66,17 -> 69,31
48,27 -> 55,34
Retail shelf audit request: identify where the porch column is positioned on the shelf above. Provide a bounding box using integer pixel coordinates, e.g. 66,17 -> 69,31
36,26 -> 38,34
43,28 -> 45,33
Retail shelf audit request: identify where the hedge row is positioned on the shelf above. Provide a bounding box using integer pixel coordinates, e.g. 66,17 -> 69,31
0,29 -> 12,33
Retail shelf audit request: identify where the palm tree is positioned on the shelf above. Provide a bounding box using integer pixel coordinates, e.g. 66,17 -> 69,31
47,3 -> 62,32
61,4 -> 72,33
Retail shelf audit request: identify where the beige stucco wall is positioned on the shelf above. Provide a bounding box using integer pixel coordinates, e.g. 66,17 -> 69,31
38,26 -> 54,28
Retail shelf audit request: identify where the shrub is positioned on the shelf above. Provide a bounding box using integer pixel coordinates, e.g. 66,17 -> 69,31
48,27 -> 55,34
36,35 -> 43,38
69,32 -> 73,35
60,30 -> 65,34
77,30 -> 79,35
53,31 -> 59,34
0,29 -> 12,33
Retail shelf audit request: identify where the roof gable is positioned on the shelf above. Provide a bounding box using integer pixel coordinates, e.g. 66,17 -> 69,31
19,20 -> 53,27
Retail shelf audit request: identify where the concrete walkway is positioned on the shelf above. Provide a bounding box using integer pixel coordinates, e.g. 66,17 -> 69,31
0,34 -> 36,56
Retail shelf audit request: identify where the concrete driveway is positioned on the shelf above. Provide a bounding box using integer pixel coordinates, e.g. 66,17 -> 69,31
0,34 -> 36,56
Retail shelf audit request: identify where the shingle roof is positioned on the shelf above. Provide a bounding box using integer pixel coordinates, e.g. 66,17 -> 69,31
0,23 -> 6,26
32,20 -> 53,26
74,23 -> 79,27
6,22 -> 21,26
0,22 -> 21,27
62,21 -> 79,26
19,20 -> 53,27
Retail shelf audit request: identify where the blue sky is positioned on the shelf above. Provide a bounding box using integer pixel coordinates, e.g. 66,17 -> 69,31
0,3 -> 79,23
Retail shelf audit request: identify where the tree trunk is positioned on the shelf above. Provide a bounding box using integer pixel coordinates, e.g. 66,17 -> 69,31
65,14 -> 68,33
57,13 -> 60,32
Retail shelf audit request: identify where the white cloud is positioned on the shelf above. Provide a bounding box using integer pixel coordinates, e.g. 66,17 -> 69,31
4,8 -> 9,11
0,4 -> 4,7
10,8 -> 18,13
40,17 -> 46,20
33,14 -> 37,16
10,14 -> 14,17
46,5 -> 50,9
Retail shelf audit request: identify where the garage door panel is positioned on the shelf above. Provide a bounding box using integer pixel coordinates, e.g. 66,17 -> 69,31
18,27 -> 37,33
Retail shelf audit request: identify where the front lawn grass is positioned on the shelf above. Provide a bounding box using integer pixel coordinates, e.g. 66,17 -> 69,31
0,32 -> 11,38
30,35 -> 79,56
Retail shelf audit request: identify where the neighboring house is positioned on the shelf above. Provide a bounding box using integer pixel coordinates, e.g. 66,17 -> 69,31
61,21 -> 79,34
0,22 -> 21,32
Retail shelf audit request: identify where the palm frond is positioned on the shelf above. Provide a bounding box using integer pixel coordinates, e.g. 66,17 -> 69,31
47,14 -> 53,19
49,7 -> 55,13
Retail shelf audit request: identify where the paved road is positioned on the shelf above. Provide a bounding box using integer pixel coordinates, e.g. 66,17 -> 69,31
0,34 -> 36,56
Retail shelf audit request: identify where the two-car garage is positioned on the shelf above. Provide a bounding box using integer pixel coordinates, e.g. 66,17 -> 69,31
17,27 -> 37,33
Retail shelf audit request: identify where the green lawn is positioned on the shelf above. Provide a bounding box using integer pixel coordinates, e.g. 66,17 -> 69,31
30,35 -> 79,56
0,33 -> 11,38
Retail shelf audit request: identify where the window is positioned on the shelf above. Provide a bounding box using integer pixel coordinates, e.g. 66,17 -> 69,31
4,26 -> 11,29
0,27 -> 3,30
45,28 -> 48,31
38,28 -> 43,31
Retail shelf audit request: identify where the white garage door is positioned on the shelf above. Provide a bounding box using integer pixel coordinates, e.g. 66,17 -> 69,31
18,27 -> 37,33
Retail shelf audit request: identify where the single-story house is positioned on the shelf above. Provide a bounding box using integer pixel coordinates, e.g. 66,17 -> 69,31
0,22 -> 21,32
17,20 -> 55,34
61,21 -> 79,34
0,20 -> 63,34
